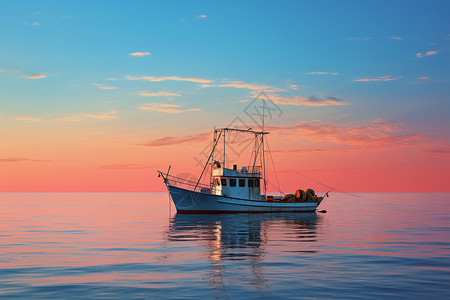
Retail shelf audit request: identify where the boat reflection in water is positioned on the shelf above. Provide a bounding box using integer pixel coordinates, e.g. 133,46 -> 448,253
165,212 -> 322,296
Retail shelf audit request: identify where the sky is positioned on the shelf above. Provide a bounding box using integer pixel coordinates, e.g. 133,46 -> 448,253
1,0 -> 449,192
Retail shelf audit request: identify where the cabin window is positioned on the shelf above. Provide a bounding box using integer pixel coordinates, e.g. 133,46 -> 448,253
239,179 -> 246,187
215,178 -> 220,186
221,178 -> 227,186
255,179 -> 260,187
230,179 -> 236,187
248,179 -> 254,188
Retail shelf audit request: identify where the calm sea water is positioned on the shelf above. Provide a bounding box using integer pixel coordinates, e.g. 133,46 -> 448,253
0,192 -> 448,299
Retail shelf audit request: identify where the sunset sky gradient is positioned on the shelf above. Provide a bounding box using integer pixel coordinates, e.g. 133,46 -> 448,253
1,0 -> 449,192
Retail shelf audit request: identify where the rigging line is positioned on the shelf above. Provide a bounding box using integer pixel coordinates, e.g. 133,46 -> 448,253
195,130 -> 223,190
267,180 -> 285,195
264,136 -> 282,194
252,135 -> 264,170
248,134 -> 257,169
290,170 -> 369,200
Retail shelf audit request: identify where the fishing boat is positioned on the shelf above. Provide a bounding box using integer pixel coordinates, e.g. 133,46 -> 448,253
158,126 -> 329,213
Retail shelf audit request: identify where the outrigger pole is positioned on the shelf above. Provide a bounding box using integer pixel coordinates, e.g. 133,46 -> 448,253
194,130 -> 223,190
194,127 -> 269,191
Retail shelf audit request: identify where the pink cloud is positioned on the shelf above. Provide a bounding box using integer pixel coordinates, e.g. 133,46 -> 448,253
129,52 -> 151,57
272,148 -> 350,154
305,72 -> 339,75
138,103 -> 201,114
127,75 -> 212,83
56,111 -> 119,121
420,149 -> 450,156
55,116 -> 83,122
138,91 -> 180,97
13,116 -> 43,122
268,94 -> 350,106
84,110 -> 119,119
354,75 -> 402,82
23,73 -> 47,79
0,157 -> 50,163
136,132 -> 209,147
416,51 -> 437,58
100,164 -> 154,169
91,83 -> 118,90
269,119 -> 426,148
201,81 -> 285,92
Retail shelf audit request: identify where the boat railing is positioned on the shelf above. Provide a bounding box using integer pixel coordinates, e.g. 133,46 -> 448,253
243,166 -> 262,174
158,171 -> 211,193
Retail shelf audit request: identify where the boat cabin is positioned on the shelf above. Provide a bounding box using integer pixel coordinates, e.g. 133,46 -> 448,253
211,162 -> 262,200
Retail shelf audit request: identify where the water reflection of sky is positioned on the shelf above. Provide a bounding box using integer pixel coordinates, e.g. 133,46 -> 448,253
166,213 -> 322,295
0,192 -> 449,299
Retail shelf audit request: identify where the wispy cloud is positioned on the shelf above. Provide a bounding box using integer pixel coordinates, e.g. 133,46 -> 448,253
84,110 -> 119,119
138,103 -> 201,114
354,75 -> 402,82
305,72 -> 339,75
418,77 -> 429,80
91,83 -> 118,90
23,73 -> 47,79
127,75 -> 212,83
55,116 -> 83,122
0,157 -> 50,163
137,119 -> 425,149
13,116 -> 43,122
100,164 -> 154,169
198,14 -> 208,18
56,110 -> 119,121
25,21 -> 42,26
272,148 -> 348,154
57,13 -> 70,19
269,119 -> 425,148
129,52 -> 151,57
136,132 -> 209,147
138,91 -> 180,97
282,167 -> 374,174
267,94 -> 350,106
331,114 -> 351,119
419,149 -> 450,156
389,36 -> 403,40
0,68 -> 19,74
289,84 -> 298,90
416,50 -> 438,58
201,81 -> 285,92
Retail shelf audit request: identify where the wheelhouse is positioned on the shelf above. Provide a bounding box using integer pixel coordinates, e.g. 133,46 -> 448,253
211,162 -> 262,200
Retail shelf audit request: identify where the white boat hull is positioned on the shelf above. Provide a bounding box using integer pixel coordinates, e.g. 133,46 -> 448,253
168,185 -> 322,213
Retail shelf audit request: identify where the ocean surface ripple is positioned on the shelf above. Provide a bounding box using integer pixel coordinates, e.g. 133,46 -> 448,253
0,192 -> 449,299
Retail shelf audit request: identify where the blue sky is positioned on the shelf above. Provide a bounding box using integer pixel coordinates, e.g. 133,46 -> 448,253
1,0 -> 449,191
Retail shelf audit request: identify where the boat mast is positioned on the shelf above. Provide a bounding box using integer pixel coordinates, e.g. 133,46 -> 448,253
262,98 -> 267,199
211,126 -> 216,188
223,129 -> 226,167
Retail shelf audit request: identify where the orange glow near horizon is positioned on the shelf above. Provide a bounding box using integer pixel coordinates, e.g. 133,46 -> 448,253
1,117 -> 449,192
